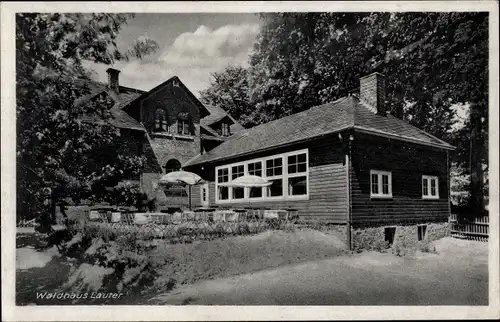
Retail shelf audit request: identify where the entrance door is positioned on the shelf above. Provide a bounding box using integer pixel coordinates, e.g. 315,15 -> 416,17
201,183 -> 209,207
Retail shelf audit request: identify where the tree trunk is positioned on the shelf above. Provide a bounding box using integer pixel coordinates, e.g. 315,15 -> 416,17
468,103 -> 485,216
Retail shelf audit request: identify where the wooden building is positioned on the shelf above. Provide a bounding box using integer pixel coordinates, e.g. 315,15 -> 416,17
184,73 -> 455,247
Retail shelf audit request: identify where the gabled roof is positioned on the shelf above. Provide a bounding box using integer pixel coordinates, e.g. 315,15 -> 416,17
201,104 -> 245,133
75,79 -> 146,131
123,76 -> 210,119
185,96 -> 455,167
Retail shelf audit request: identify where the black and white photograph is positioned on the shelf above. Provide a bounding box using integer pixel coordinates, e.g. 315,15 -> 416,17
1,1 -> 499,321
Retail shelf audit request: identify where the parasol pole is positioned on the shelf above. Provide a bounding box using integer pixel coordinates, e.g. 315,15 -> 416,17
189,185 -> 192,210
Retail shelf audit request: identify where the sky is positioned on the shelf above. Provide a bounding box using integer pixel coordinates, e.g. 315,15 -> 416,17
83,13 -> 262,96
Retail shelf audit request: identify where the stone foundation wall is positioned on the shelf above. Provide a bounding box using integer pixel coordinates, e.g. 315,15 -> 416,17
351,222 -> 450,251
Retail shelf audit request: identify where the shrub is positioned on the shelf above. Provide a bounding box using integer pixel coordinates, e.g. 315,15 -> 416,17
418,239 -> 438,254
372,239 -> 390,252
392,236 -> 417,258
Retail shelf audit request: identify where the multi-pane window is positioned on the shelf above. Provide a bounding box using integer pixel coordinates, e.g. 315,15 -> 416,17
370,170 -> 392,198
217,168 -> 229,200
202,187 -> 207,202
221,123 -> 230,137
266,158 -> 283,177
266,157 -> 283,197
154,109 -> 168,132
288,153 -> 307,174
232,165 -> 245,199
215,149 -> 309,203
248,161 -> 263,198
422,175 -> 439,199
177,119 -> 190,135
287,152 -> 307,196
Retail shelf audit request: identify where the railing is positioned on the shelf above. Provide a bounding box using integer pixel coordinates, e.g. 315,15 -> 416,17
449,214 -> 489,242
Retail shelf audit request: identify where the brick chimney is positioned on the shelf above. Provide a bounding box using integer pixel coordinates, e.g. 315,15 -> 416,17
106,68 -> 120,93
359,72 -> 386,116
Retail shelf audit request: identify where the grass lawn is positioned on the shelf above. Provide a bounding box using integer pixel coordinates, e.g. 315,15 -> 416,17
16,227 -> 347,305
148,228 -> 347,289
152,237 -> 489,306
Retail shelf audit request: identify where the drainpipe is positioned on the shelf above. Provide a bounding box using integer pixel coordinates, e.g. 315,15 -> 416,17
346,134 -> 353,251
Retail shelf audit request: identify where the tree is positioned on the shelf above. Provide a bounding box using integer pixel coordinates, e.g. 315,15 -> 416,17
199,65 -> 254,128
16,13 -> 159,224
202,12 -> 488,215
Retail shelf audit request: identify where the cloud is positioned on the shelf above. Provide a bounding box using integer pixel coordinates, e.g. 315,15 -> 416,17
169,24 -> 260,59
84,23 -> 260,95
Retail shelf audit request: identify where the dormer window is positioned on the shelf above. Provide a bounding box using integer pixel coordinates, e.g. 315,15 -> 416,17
155,109 -> 168,132
177,119 -> 190,135
221,123 -> 230,137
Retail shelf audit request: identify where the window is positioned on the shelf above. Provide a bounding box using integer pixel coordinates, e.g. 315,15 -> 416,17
288,153 -> 307,174
422,175 -> 439,199
266,157 -> 283,197
384,227 -> 396,245
221,123 -> 231,137
177,119 -> 190,135
287,152 -> 307,196
266,158 -> 283,177
417,225 -> 427,241
370,170 -> 392,198
202,187 -> 207,202
217,168 -> 229,200
248,161 -> 262,198
232,165 -> 245,199
200,183 -> 209,207
154,109 -> 168,132
267,179 -> 283,197
214,149 -> 309,203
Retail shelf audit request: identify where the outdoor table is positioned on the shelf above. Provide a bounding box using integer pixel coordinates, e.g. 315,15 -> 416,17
171,212 -> 183,223
111,212 -> 121,223
213,210 -> 236,222
133,213 -> 151,225
263,209 -> 289,220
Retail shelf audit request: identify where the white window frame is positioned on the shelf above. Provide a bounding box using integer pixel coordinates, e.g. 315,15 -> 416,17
422,175 -> 439,199
248,160 -> 264,199
215,148 -> 309,204
216,167 -> 230,201
370,170 -> 393,199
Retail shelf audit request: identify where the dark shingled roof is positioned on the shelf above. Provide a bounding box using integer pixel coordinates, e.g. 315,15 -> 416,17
75,79 -> 146,131
185,96 -> 455,167
201,105 -> 245,134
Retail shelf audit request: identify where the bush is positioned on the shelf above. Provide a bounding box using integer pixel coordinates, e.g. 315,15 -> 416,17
372,239 -> 390,252
418,239 -> 438,254
62,236 -> 173,302
392,236 -> 417,258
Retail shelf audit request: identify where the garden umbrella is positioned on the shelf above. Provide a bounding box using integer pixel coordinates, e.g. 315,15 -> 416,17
219,175 -> 272,217
159,171 -> 204,210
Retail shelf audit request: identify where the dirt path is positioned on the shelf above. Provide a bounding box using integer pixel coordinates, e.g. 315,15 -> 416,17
151,238 -> 488,306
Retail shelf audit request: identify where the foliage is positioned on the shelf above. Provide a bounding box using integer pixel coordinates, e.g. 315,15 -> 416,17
201,12 -> 488,212
102,181 -> 142,207
16,13 -> 158,224
199,65 -> 254,128
392,233 -> 417,258
418,239 -> 438,254
61,237 -> 168,300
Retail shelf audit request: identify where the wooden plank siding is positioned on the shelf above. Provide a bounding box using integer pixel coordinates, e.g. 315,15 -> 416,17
185,134 -> 349,223
349,133 -> 450,225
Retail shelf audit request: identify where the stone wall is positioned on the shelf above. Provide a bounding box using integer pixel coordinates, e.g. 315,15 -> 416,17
351,221 -> 450,252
